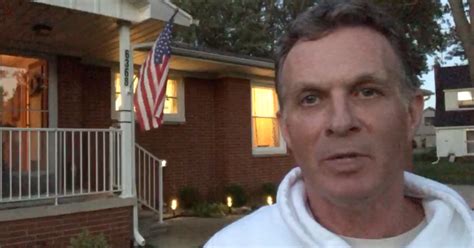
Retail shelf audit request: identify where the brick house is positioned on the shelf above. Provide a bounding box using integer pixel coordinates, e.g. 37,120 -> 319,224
434,64 -> 474,157
0,1 -> 294,247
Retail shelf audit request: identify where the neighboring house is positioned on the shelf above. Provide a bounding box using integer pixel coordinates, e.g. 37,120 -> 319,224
434,64 -> 474,157
414,107 -> 436,149
0,1 -> 294,247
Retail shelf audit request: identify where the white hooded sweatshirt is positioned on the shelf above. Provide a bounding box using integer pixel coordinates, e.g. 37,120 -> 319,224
205,167 -> 474,248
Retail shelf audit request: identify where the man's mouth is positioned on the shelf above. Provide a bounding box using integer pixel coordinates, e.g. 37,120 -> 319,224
326,152 -> 366,161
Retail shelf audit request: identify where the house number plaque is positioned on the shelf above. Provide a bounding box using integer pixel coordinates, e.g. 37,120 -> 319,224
124,49 -> 130,87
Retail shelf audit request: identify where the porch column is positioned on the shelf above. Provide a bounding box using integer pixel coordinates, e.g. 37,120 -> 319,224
118,21 -> 134,198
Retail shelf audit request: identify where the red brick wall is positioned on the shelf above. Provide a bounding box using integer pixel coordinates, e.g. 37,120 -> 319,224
57,56 -> 83,128
57,56 -> 111,128
136,76 -> 295,202
214,78 -> 295,197
0,206 -> 132,248
56,56 -> 294,203
136,77 -> 218,201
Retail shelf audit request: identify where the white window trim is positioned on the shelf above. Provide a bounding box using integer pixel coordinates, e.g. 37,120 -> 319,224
467,129 -> 474,155
250,81 -> 287,156
444,88 -> 474,111
111,70 -> 186,124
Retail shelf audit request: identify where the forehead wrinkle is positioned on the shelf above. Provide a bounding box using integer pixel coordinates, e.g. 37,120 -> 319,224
287,72 -> 391,97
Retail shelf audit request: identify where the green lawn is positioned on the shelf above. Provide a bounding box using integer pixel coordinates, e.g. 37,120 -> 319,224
413,159 -> 474,185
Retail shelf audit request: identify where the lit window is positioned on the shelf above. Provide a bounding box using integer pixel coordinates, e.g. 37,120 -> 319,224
112,73 -> 185,123
467,130 -> 474,154
457,90 -> 474,108
0,54 -> 48,128
251,84 -> 286,155
164,79 -> 178,114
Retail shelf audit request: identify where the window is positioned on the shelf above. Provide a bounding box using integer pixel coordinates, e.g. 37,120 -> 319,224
424,117 -> 434,126
251,84 -> 286,155
0,54 -> 48,128
458,90 -> 474,109
467,130 -> 474,154
112,73 -> 185,123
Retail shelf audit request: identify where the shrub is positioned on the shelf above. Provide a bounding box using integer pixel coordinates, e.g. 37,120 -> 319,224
261,183 -> 277,198
412,148 -> 437,162
69,230 -> 109,248
192,202 -> 227,217
178,186 -> 202,209
224,184 -> 247,207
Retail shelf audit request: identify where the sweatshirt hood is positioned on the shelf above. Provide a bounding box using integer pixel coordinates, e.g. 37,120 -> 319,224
276,167 -> 474,247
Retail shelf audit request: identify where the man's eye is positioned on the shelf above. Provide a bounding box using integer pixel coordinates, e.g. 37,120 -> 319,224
357,88 -> 379,98
301,95 -> 320,106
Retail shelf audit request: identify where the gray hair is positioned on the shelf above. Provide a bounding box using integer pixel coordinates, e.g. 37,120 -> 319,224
275,0 -> 420,108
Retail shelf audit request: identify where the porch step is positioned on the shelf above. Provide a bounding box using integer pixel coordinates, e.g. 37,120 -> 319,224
139,209 -> 170,238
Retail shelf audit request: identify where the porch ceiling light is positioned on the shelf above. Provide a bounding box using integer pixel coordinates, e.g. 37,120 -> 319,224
32,23 -> 53,37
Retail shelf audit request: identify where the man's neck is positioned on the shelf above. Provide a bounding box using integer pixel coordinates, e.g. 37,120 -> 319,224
307,187 -> 425,239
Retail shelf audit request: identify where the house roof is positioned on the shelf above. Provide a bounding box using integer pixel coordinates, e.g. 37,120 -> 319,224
424,107 -> 435,113
133,42 -> 275,79
433,65 -> 474,127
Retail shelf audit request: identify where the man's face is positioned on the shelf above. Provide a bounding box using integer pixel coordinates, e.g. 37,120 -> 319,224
279,27 -> 423,203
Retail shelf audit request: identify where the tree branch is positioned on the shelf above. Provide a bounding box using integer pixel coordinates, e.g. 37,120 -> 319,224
449,0 -> 472,53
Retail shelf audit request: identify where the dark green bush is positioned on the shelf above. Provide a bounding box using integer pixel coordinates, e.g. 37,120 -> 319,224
261,182 -> 277,198
69,230 -> 109,248
224,184 -> 247,207
412,148 -> 437,162
192,202 -> 227,217
178,186 -> 202,209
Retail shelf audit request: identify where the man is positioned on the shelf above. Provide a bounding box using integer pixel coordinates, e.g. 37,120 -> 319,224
206,0 -> 474,247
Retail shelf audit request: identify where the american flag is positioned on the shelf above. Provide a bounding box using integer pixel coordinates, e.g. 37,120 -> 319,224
134,15 -> 175,131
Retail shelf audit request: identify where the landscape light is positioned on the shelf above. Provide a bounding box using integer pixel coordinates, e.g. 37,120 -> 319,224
266,195 -> 273,205
171,199 -> 178,216
226,196 -> 233,214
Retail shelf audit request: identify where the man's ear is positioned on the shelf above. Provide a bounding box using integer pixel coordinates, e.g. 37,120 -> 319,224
277,110 -> 293,150
407,91 -> 424,139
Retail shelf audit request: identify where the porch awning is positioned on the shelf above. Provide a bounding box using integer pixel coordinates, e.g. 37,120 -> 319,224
0,0 -> 195,63
32,0 -> 196,26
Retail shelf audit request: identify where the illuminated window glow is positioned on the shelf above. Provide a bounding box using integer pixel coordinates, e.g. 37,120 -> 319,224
457,90 -> 474,108
114,74 -> 181,117
251,86 -> 280,148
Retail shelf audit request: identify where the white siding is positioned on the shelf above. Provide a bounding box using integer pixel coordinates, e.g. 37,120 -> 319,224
436,127 -> 474,157
444,91 -> 458,111
32,0 -> 194,26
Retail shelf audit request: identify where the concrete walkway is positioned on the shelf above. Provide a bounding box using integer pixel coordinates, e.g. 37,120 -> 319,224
145,215 -> 242,248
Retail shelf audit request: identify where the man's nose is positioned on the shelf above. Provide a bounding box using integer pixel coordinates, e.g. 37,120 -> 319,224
325,97 -> 361,137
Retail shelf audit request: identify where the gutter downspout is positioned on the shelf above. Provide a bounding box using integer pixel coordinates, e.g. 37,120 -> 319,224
130,38 -> 145,248
131,48 -> 145,246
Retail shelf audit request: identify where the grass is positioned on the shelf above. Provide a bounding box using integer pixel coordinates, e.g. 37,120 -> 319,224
413,155 -> 474,185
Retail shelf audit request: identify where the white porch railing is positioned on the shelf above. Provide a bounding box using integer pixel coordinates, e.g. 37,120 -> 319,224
135,143 -> 165,223
0,127 -> 122,204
